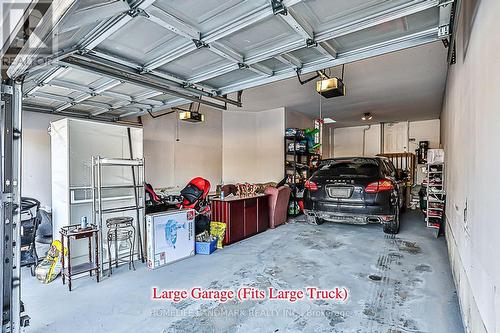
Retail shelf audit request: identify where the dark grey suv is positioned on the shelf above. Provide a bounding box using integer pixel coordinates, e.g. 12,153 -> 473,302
303,157 -> 405,234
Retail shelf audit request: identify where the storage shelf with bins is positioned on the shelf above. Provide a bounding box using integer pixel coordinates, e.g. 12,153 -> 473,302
284,133 -> 319,216
425,162 -> 445,237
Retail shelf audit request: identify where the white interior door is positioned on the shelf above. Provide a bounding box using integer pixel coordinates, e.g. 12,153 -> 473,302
384,122 -> 408,153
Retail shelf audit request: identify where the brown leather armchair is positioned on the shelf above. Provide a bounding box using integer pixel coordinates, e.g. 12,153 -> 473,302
221,184 -> 237,197
264,185 -> 291,228
220,183 -> 291,229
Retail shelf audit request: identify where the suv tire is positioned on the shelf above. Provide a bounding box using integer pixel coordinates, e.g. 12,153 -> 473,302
306,214 -> 324,225
383,205 -> 400,234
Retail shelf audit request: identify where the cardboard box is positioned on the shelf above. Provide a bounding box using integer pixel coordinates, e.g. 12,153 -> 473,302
146,209 -> 195,269
427,149 -> 444,164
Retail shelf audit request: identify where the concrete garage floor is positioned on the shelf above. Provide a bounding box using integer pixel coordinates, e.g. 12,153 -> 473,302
22,211 -> 463,333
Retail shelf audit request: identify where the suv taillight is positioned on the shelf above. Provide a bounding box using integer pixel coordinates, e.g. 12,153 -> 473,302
305,180 -> 318,191
365,179 -> 394,193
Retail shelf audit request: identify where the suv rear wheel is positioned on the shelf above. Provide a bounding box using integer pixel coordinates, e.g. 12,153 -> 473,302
383,205 -> 400,234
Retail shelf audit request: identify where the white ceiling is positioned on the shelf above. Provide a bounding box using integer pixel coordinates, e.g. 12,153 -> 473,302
9,0 -> 452,121
228,41 -> 448,127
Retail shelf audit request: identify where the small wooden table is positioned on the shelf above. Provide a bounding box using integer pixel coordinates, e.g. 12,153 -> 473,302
60,224 -> 100,291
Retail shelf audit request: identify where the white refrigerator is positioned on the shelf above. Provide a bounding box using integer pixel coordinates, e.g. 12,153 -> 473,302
146,209 -> 195,269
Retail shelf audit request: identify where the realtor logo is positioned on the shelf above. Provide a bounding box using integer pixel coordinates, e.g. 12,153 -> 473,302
1,1 -> 57,67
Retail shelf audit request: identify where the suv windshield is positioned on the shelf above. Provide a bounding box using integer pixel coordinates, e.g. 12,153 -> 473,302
317,160 -> 380,177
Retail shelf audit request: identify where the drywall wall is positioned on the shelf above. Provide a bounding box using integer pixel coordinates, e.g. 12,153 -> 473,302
223,108 -> 285,184
142,107 -> 223,190
440,1 -> 499,332
21,112 -> 63,208
331,124 -> 381,158
408,119 -> 441,151
285,109 -> 313,129
256,108 -> 286,182
222,111 -> 256,184
324,120 -> 439,159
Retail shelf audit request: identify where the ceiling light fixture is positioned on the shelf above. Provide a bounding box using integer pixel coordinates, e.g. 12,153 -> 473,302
361,113 -> 373,121
323,117 -> 336,124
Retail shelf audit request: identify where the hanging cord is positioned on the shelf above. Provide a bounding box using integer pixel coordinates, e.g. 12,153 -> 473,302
176,109 -> 180,142
319,88 -> 322,120
318,89 -> 323,156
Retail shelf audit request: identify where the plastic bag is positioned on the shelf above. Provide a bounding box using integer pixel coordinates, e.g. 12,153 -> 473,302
210,222 -> 226,249
36,209 -> 53,244
35,240 -> 66,284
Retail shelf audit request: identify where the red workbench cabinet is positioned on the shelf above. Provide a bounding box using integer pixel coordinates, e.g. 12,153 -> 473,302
211,194 -> 269,245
